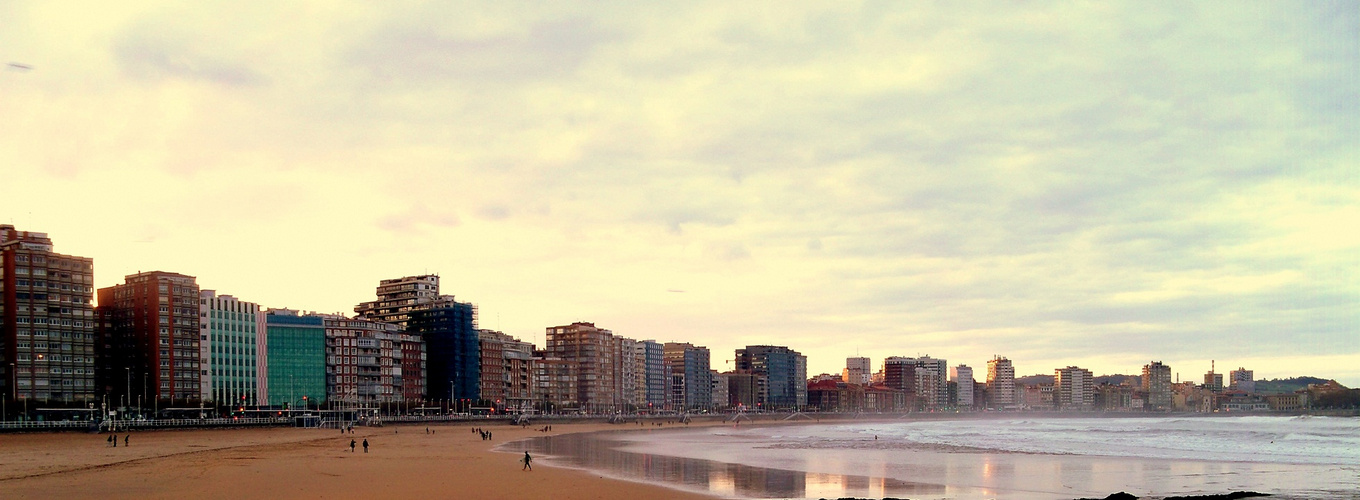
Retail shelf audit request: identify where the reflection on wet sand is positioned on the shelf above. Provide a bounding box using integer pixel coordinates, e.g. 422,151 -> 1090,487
507,431 -> 947,499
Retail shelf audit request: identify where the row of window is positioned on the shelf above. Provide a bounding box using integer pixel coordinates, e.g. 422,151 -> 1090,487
9,278 -> 92,290
10,254 -> 91,269
15,379 -> 90,387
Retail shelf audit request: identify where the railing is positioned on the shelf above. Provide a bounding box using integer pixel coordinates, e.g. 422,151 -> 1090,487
0,417 -> 292,432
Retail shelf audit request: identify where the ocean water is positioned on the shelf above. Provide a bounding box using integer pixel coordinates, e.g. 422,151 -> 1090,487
509,416 -> 1360,499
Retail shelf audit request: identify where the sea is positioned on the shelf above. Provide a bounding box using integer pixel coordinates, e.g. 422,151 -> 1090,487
505,415 -> 1360,499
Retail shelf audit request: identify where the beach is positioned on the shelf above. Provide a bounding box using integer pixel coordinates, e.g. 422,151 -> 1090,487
0,421 -> 712,500
4,416 -> 1355,500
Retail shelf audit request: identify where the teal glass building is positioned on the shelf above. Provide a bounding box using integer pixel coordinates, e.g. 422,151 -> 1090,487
264,311 -> 326,408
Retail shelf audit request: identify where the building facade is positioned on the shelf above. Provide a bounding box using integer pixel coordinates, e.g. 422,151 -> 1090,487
546,322 -> 617,412
323,316 -> 418,407
735,345 -> 807,409
263,310 -> 326,407
353,274 -> 441,327
1230,367 -> 1255,393
532,354 -> 577,413
98,271 -> 202,407
634,339 -> 666,410
986,356 -> 1016,410
1054,366 -> 1094,410
613,336 -> 639,409
409,298 -> 479,402
951,365 -> 974,409
844,357 -> 871,385
478,329 -> 534,411
199,291 -> 262,407
884,356 -> 948,410
1143,361 -> 1172,410
664,342 -> 712,411
0,225 -> 96,411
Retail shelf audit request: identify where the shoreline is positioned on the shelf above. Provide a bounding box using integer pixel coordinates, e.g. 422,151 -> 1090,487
502,417 -> 1359,500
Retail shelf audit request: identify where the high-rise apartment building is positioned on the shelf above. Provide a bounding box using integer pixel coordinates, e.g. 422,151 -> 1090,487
614,336 -> 639,408
1229,367 -> 1254,393
844,357 -> 871,385
198,290 -> 262,407
546,322 -> 616,411
98,271 -> 202,406
664,342 -> 711,411
736,345 -> 808,409
409,297 -> 479,402
353,275 -> 440,327
884,356 -> 948,410
1054,366 -> 1094,410
532,353 -> 577,412
477,329 -> 505,406
356,275 -> 476,402
263,310 -> 326,407
323,316 -> 418,407
634,340 -> 666,409
951,365 -> 974,408
477,330 -> 534,411
987,356 -> 1016,410
1,225 -> 96,411
1143,361 -> 1172,410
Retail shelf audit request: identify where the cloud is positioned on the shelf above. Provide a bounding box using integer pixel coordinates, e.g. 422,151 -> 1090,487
3,1 -> 1356,385
351,17 -> 619,85
377,204 -> 461,234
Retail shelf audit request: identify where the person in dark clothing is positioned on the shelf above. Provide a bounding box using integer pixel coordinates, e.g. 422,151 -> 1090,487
362,439 -> 369,453
522,452 -> 532,471
124,435 -> 129,446
350,439 -> 356,452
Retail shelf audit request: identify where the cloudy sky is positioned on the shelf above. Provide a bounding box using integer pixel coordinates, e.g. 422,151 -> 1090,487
3,1 -> 1356,385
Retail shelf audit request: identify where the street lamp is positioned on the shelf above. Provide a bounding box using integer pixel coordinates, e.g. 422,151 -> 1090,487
5,362 -> 13,422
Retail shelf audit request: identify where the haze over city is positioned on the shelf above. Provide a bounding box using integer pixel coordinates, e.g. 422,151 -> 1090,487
2,2 -> 1356,385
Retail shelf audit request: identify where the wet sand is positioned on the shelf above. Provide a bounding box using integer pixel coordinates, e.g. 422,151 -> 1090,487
0,422 -> 713,500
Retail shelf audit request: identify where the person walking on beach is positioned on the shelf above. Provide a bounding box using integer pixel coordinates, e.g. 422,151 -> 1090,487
124,435 -> 129,447
522,452 -> 532,471
362,439 -> 369,453
350,439 -> 356,452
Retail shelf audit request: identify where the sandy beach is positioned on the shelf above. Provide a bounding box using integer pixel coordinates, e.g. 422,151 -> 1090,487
0,422 -> 714,500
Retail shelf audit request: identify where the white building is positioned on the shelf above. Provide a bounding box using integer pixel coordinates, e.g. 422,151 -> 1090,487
199,290 -> 264,407
1230,367 -> 1255,393
951,365 -> 974,408
844,357 -> 871,384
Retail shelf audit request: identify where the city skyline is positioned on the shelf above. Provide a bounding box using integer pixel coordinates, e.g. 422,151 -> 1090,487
2,3 -> 1356,386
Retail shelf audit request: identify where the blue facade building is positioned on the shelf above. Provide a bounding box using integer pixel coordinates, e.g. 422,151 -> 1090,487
736,345 -> 807,409
409,299 -> 480,402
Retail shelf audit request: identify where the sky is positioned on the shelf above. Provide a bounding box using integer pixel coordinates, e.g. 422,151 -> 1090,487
3,1 -> 1357,386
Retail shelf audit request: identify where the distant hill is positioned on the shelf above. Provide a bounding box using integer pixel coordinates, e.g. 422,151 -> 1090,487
1016,374 -> 1054,385
1094,374 -> 1141,386
1254,376 -> 1328,394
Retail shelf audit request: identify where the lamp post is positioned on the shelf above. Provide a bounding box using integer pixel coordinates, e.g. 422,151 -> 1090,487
5,362 -> 13,422
124,367 -> 131,420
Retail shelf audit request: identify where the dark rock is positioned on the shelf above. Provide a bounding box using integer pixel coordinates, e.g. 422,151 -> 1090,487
1076,493 -> 1138,500
1162,492 -> 1270,500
